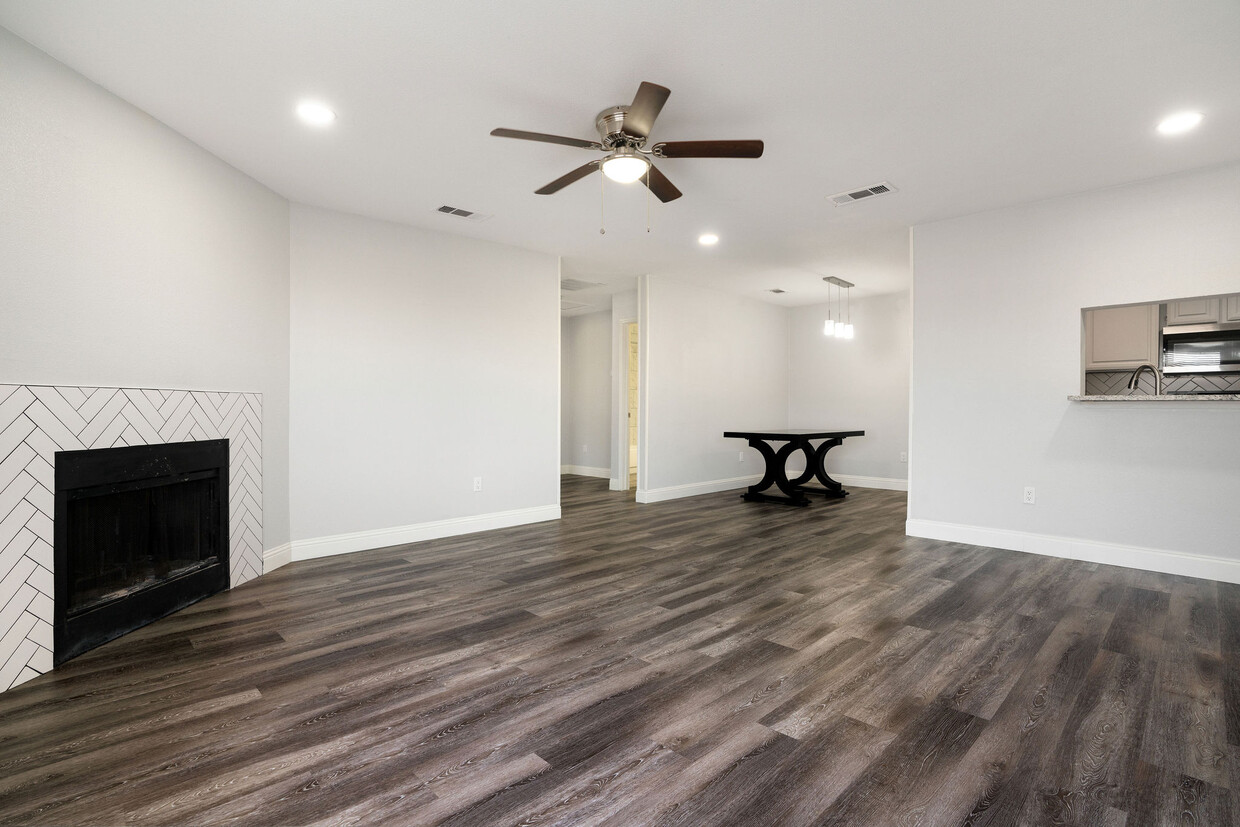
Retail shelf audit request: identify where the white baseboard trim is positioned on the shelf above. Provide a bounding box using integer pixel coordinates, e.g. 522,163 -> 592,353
291,505 -> 562,562
906,518 -> 1240,585
262,543 -> 293,573
835,474 -> 908,492
636,474 -> 763,504
633,472 -> 906,504
560,465 -> 610,478
609,478 -> 627,491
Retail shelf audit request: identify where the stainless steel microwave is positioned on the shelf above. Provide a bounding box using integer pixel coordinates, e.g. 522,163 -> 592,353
1162,321 -> 1240,373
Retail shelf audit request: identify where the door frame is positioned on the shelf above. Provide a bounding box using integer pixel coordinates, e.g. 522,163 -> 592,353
612,316 -> 637,490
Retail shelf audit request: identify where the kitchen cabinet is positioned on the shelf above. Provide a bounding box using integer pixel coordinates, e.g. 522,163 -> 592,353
1165,297 -> 1221,326
1226,294 -> 1240,322
1083,303 -> 1159,371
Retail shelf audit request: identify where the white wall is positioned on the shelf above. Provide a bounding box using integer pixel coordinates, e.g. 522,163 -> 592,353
288,205 -> 560,555
788,292 -> 911,488
641,277 -> 789,501
0,28 -> 291,548
909,163 -> 1240,580
560,311 -> 612,475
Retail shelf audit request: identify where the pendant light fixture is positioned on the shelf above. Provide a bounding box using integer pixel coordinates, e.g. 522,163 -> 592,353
822,276 -> 855,339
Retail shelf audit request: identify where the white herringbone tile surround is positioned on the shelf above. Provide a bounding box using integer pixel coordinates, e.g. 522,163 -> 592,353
0,385 -> 263,691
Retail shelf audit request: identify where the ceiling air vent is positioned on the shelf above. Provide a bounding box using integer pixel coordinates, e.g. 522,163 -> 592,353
434,205 -> 492,222
767,288 -> 787,294
828,182 -> 897,206
560,278 -> 604,292
561,300 -> 592,312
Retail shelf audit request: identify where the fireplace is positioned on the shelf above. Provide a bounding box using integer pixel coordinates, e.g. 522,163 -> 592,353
53,439 -> 230,665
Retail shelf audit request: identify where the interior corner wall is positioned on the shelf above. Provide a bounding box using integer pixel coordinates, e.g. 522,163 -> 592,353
787,292 -> 911,487
641,277 -> 789,501
908,163 -> 1240,580
0,27 -> 291,549
560,312 -> 612,475
288,205 -> 560,555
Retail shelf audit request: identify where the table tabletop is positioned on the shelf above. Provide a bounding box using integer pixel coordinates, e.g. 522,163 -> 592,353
723,429 -> 865,441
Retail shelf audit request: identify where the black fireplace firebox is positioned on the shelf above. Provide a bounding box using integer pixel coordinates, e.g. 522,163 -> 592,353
54,439 -> 230,665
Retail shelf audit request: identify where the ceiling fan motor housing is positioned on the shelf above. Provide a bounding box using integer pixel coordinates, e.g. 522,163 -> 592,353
595,106 -> 642,149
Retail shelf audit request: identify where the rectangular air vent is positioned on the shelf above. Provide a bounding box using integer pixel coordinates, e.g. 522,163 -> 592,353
434,205 -> 492,222
767,288 -> 787,294
828,182 -> 897,206
560,279 -> 604,292
561,300 -> 592,312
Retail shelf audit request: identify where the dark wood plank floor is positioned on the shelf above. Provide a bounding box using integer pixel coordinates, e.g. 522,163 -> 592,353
1,476 -> 1236,826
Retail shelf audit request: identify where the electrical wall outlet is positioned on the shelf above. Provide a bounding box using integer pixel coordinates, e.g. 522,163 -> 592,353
900,451 -> 908,463
1023,486 -> 1035,505
739,451 -> 745,462
582,444 -> 587,453
473,476 -> 483,492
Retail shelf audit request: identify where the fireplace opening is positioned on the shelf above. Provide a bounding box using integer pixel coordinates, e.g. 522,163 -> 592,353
54,439 -> 229,665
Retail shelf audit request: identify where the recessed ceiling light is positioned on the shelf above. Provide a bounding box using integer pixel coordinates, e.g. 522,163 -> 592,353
296,100 -> 336,127
1157,111 -> 1203,135
698,233 -> 719,246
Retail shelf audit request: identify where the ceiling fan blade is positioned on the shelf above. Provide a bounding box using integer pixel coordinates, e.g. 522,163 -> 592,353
491,128 -> 601,150
653,140 -> 764,159
625,82 -> 671,139
535,160 -> 601,195
641,163 -> 682,203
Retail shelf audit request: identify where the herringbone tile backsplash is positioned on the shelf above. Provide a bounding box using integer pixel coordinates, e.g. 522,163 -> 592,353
0,385 -> 263,691
1084,371 -> 1240,396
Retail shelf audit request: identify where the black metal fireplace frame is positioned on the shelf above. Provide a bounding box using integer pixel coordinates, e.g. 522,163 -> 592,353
53,439 -> 230,665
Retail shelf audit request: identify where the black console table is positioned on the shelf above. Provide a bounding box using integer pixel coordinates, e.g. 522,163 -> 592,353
723,429 -> 865,506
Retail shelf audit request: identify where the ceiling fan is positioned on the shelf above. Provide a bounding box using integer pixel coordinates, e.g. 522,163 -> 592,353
491,82 -> 763,203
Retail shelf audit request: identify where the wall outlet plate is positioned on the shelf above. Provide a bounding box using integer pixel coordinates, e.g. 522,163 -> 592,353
473,476 -> 483,492
900,452 -> 908,463
1023,486 -> 1035,504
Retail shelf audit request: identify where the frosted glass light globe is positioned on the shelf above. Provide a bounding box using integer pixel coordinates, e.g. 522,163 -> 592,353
602,154 -> 650,183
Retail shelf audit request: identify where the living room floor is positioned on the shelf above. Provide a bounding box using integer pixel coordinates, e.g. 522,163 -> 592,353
0,476 -> 1234,826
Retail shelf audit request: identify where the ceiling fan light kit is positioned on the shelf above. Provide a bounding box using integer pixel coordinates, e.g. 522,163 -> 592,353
601,147 -> 650,183
491,81 -> 763,210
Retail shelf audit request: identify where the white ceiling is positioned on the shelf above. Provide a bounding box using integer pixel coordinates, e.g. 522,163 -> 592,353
2,1 -> 1238,314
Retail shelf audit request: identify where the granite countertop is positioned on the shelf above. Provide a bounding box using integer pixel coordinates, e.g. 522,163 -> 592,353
1068,394 -> 1240,402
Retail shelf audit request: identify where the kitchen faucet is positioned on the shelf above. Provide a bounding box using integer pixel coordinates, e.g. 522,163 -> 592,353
1127,363 -> 1162,395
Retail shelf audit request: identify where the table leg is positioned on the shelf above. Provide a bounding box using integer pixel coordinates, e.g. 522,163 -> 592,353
811,437 -> 847,498
741,438 -> 811,506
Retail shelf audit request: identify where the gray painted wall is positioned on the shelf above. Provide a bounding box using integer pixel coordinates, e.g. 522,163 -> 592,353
560,312 -> 612,474
909,162 -> 1240,574
788,292 -> 912,485
288,205 -> 560,543
0,28 -> 291,548
641,277 -> 789,498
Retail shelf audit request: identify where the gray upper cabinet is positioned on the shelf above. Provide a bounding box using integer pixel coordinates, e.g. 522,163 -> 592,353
1084,304 -> 1160,371
1226,294 -> 1240,322
1165,297 -> 1221,326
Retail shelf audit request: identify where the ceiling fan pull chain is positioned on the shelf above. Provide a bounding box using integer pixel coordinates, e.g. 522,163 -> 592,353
646,166 -> 651,233
600,167 -> 606,235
